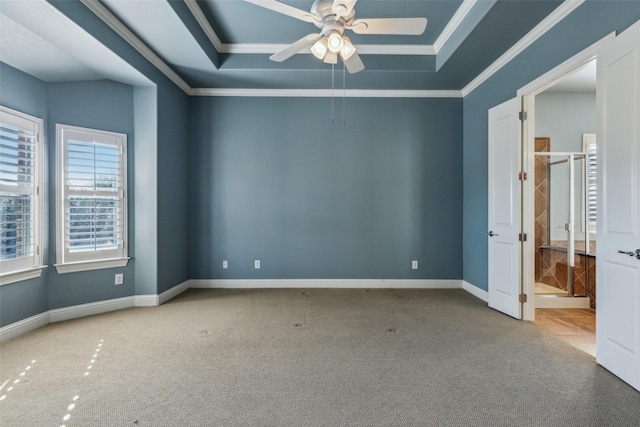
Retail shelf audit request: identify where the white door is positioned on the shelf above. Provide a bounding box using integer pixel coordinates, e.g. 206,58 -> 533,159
488,97 -> 522,319
596,20 -> 640,392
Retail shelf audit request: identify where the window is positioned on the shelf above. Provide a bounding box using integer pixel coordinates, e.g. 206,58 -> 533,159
56,124 -> 128,273
0,106 -> 44,285
583,133 -> 596,234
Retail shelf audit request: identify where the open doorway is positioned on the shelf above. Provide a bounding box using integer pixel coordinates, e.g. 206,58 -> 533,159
523,59 -> 597,356
512,23 -> 640,390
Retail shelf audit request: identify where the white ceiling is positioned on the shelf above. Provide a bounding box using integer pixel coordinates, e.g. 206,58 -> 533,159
545,59 -> 596,93
0,0 -> 151,85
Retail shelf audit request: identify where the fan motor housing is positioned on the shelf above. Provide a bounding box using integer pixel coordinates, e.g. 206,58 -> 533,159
311,0 -> 355,28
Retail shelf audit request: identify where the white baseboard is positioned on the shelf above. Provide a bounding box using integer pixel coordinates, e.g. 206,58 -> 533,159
0,312 -> 50,343
159,280 -> 191,304
134,294 -> 159,307
49,296 -> 135,323
535,295 -> 591,309
462,280 -> 489,302
135,280 -> 191,306
191,279 -> 463,289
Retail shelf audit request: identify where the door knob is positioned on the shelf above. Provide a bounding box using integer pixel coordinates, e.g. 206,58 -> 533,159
617,249 -> 640,260
488,231 -> 499,237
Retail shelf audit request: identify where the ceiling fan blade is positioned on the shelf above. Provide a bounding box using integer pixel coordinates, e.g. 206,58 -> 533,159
332,0 -> 357,17
245,0 -> 320,23
342,51 -> 365,74
269,33 -> 322,62
349,17 -> 427,35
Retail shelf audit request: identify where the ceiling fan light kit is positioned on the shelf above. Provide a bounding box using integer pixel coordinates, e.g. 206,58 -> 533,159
327,31 -> 344,53
311,38 -> 328,59
340,37 -> 356,60
246,0 -> 427,74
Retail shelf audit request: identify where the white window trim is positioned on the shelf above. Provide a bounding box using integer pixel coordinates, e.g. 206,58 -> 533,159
0,106 -> 44,286
54,257 -> 129,274
55,124 -> 129,274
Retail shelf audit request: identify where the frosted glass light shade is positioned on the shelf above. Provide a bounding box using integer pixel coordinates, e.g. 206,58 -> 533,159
327,31 -> 344,53
311,38 -> 328,60
323,51 -> 338,64
340,37 -> 356,60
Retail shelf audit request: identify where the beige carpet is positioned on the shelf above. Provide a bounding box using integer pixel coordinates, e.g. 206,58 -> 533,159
1,288 -> 639,426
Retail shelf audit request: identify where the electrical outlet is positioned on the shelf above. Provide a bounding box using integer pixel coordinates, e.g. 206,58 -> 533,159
412,260 -> 418,270
114,273 -> 124,285
254,260 -> 261,269
222,260 -> 228,269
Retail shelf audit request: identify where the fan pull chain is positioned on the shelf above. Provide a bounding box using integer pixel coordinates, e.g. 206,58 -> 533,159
342,63 -> 346,126
331,64 -> 335,125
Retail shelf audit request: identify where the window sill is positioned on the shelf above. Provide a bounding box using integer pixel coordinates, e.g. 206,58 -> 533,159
54,258 -> 130,274
0,266 -> 47,286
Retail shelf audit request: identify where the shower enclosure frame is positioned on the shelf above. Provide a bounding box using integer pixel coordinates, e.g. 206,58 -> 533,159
534,151 -> 592,297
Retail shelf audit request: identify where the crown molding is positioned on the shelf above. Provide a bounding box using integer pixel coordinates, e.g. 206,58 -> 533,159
82,0 -> 583,98
352,44 -> 436,55
461,0 -> 585,96
184,0 -> 223,51
433,0 -> 477,53
221,43 -> 436,56
80,0 -> 191,94
189,88 -> 462,98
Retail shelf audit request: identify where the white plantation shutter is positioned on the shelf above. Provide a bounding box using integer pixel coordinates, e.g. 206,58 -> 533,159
57,125 -> 127,268
0,106 -> 42,278
583,134 -> 597,233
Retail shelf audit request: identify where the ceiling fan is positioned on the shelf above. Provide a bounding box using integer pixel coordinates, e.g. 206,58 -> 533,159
245,0 -> 427,74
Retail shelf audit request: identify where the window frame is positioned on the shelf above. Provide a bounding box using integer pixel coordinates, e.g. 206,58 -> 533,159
0,106 -> 45,285
55,124 -> 129,274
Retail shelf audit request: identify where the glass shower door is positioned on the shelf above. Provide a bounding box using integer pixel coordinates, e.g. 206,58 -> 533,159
535,152 -> 590,297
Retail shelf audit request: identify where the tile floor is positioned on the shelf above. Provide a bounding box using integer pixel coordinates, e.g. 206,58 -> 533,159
534,308 -> 596,357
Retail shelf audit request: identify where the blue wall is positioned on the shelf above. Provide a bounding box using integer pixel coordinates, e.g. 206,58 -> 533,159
46,80 -> 136,309
156,85 -> 190,293
189,97 -> 463,280
462,1 -> 640,291
535,92 -> 596,152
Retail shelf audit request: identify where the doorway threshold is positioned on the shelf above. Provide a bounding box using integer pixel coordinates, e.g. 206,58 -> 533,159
535,295 -> 590,309
535,308 -> 595,357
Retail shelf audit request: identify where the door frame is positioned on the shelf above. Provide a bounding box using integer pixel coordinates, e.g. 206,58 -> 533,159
517,32 -> 615,321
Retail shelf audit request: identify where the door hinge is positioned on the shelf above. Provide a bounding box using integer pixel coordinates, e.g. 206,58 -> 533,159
518,171 -> 527,181
518,233 -> 527,242
519,293 -> 528,303
519,111 -> 527,121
